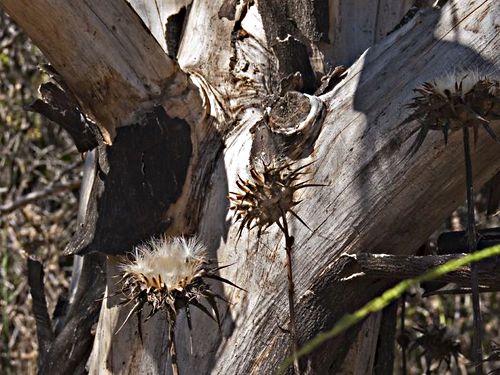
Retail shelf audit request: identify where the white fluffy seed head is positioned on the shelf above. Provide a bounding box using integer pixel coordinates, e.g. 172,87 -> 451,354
121,236 -> 207,290
433,69 -> 483,98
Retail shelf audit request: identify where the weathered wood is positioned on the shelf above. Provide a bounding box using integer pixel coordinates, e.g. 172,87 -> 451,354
191,2 -> 500,374
27,258 -> 54,367
39,253 -> 106,375
0,0 -> 182,142
2,0 -> 499,374
126,0 -> 191,58
26,81 -> 99,153
65,106 -> 193,255
341,253 -> 500,287
373,301 -> 398,375
321,0 -> 414,66
338,312 -> 382,374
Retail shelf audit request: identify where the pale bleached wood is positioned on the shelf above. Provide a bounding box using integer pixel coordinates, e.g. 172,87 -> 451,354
127,0 -> 192,55
0,0 -> 182,142
323,0 -> 414,66
87,1 -> 500,374
177,0 -> 267,129
195,2 -> 500,374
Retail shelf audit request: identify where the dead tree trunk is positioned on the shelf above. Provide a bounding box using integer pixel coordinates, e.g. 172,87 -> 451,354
1,0 -> 499,374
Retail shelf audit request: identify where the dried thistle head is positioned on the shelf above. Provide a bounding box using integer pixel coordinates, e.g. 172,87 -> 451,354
119,236 -> 239,332
410,322 -> 462,371
403,70 -> 499,154
228,160 -> 316,237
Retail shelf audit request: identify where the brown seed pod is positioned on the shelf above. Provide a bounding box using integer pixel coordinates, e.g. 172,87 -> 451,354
402,71 -> 499,155
410,322 -> 462,372
228,160 -> 318,237
118,236 -> 240,333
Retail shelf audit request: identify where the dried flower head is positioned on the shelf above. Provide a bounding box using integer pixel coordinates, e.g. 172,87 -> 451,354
482,340 -> 500,368
410,323 -> 462,372
119,236 -> 239,332
228,161 -> 317,237
403,70 -> 499,154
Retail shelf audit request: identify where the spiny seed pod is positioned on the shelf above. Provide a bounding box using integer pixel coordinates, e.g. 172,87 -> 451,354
229,161 -> 317,237
119,236 -> 240,333
410,323 -> 462,371
403,70 -> 499,154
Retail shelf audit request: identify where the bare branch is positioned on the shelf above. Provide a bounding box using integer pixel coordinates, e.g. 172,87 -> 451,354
342,253 -> 500,288
0,181 -> 80,217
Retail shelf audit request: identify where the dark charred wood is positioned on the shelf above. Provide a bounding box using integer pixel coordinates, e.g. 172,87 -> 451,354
65,106 -> 192,255
26,82 -> 99,153
255,0 -> 318,94
39,253 -> 105,375
437,228 -> 500,254
285,0 -> 330,43
51,294 -> 69,337
165,7 -> 187,60
27,258 -> 54,368
273,36 -> 317,94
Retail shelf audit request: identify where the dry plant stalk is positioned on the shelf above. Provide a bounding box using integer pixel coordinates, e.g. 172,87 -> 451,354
229,160 -> 320,374
119,236 -> 240,375
404,70 -> 500,375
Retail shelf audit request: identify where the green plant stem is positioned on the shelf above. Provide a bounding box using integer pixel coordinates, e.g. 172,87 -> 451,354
280,212 -> 300,375
275,245 -> 500,375
463,126 -> 484,375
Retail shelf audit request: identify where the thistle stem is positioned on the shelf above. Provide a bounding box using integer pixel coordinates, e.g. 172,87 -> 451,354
462,126 -> 483,375
280,212 -> 300,375
168,321 -> 180,375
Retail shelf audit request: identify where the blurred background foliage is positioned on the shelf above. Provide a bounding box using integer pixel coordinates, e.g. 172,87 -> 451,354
0,11 -> 81,375
0,8 -> 499,375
